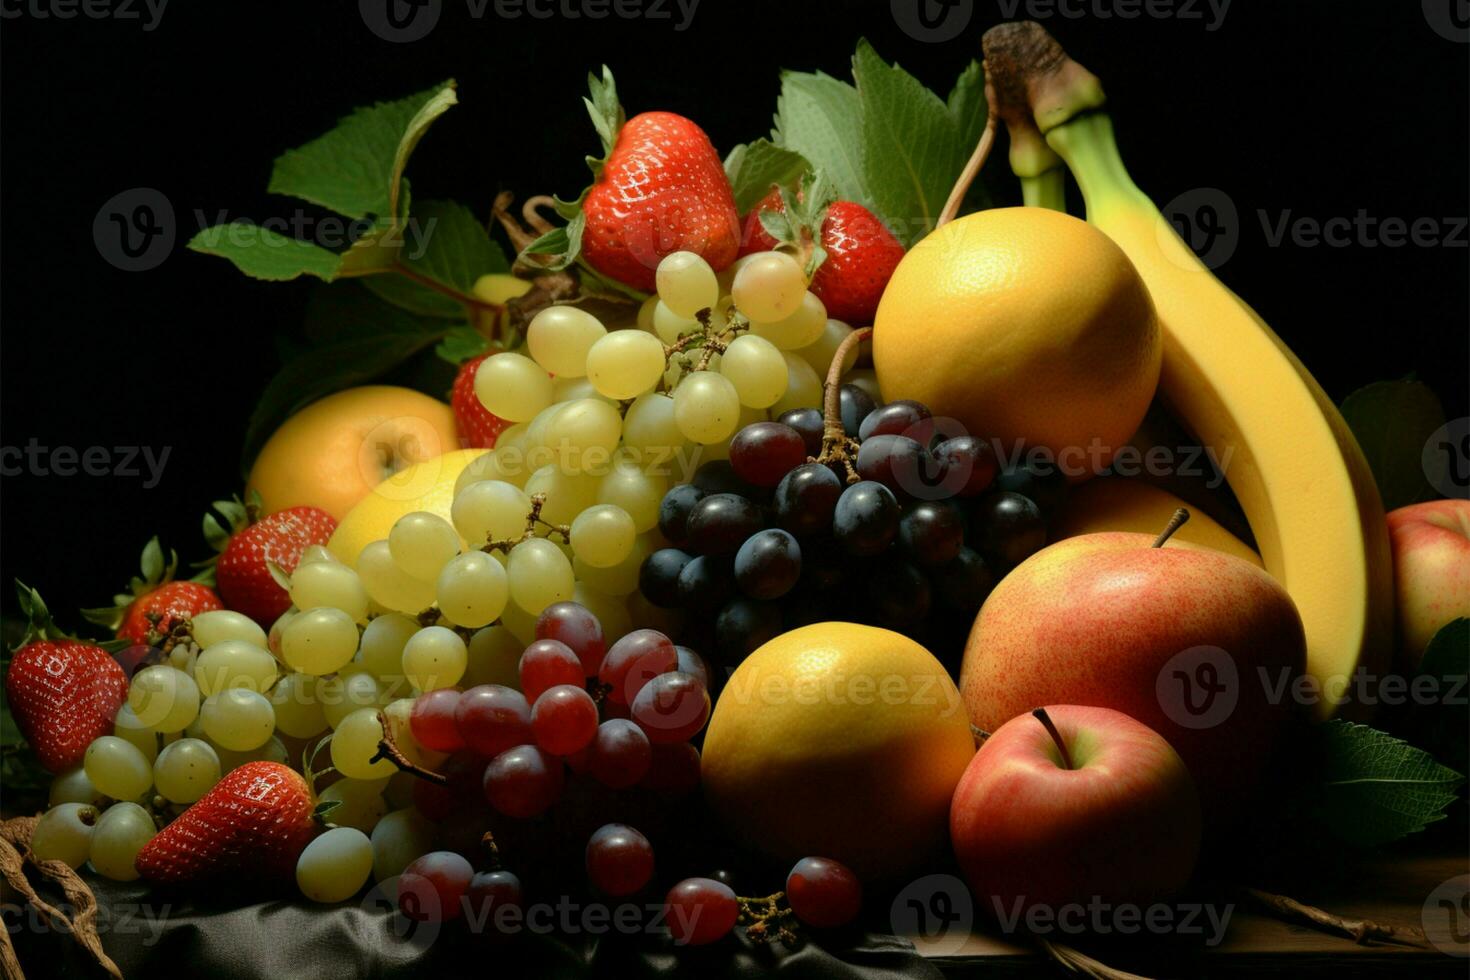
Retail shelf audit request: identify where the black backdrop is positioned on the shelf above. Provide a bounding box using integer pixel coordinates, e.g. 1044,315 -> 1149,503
1,0 -> 1466,621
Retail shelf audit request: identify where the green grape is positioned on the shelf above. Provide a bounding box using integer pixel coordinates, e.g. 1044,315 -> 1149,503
498,597 -> 540,646
167,639 -> 198,676
636,294 -> 660,333
297,544 -> 339,567
357,540 -> 437,614
383,697 -> 445,769
673,370 -> 741,444
370,808 -> 436,886
194,640 -> 279,696
507,538 -> 576,614
474,352 -> 553,423
112,703 -> 161,763
573,582 -> 633,645
401,626 -> 468,692
320,670 -> 387,729
796,316 -> 858,378
843,366 -> 882,403
523,464 -> 599,529
464,625 -> 523,689
48,766 -> 105,808
651,300 -> 699,344
127,665 -> 200,734
771,351 -> 825,417
331,709 -> 394,781
719,333 -> 789,408
547,398 -> 622,473
270,672 -> 328,739
190,609 -> 267,650
573,532 -> 655,597
268,608 -> 297,657
733,250 -> 807,323
31,803 -> 98,869
622,392 -> 684,459
213,734 -> 288,775
296,826 -> 375,903
522,400 -> 569,467
597,454 -> 667,533
454,446 -> 529,493
289,561 -> 370,623
436,551 -> 509,629
526,305 -> 606,377
88,802 -> 155,882
199,689 -> 275,751
281,607 -> 360,676
358,613 -> 418,681
748,289 -> 827,350
656,250 -> 720,319
569,504 -> 637,568
152,738 -> 221,804
451,479 -> 531,548
388,511 -> 461,583
83,736 -> 153,802
317,778 -> 389,834
586,330 -> 666,400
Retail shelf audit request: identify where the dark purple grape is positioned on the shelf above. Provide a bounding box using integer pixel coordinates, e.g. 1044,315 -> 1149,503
676,554 -> 735,615
658,484 -> 705,548
838,385 -> 877,438
734,529 -> 802,600
867,562 -> 932,630
795,537 -> 850,593
466,869 -> 522,939
686,493 -> 765,556
898,500 -> 965,566
933,436 -> 998,498
729,422 -> 808,487
639,548 -> 693,607
674,645 -> 711,691
858,400 -> 931,441
970,491 -> 1047,567
714,598 -> 782,664
778,408 -> 825,458
855,434 -> 937,497
937,547 -> 996,610
773,463 -> 842,536
692,460 -> 759,497
832,481 -> 900,556
993,462 -> 1068,514
586,823 -> 655,896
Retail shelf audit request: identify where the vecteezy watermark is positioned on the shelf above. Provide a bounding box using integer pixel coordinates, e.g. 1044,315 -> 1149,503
1423,0 -> 1469,43
1156,646 -> 1239,731
359,0 -> 699,42
890,0 -> 974,43
719,667 -> 966,717
1422,874 -> 1470,957
0,440 -> 171,488
996,0 -> 1230,31
1,901 -> 173,945
992,896 -> 1235,945
1423,417 -> 1470,500
1162,187 -> 1240,270
890,874 -> 975,955
0,0 -> 167,30
93,188 -> 175,272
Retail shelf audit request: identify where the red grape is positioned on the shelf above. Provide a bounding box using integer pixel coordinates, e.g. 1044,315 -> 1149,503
640,742 -> 701,794
413,751 -> 487,821
399,851 -> 473,922
857,399 -> 931,440
483,745 -> 564,818
466,869 -> 522,940
598,629 -> 677,705
630,671 -> 709,743
409,688 -> 464,753
585,823 -> 654,897
674,646 -> 711,691
530,684 -> 598,756
785,856 -> 862,928
535,602 -> 606,676
518,639 -> 584,702
412,776 -> 456,822
455,685 -> 532,758
665,877 -> 739,945
586,718 -> 652,789
729,422 -> 807,487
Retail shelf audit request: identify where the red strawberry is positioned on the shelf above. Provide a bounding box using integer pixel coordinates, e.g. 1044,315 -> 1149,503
5,583 -> 128,772
135,761 -> 319,884
739,185 -> 906,326
206,497 -> 338,626
575,69 -> 740,293
452,352 -> 511,449
83,538 -> 221,645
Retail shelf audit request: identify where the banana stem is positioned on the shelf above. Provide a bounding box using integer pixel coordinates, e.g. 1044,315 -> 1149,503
1043,112 -> 1154,218
1021,169 -> 1067,211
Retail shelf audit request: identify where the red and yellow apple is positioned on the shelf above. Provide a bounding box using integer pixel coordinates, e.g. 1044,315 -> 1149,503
1386,499 -> 1470,666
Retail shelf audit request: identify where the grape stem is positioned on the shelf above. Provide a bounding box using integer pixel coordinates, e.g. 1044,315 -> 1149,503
815,326 -> 873,483
482,493 -> 571,553
368,710 -> 448,785
938,81 -> 998,228
480,832 -> 503,872
736,891 -> 799,946
659,305 -> 749,391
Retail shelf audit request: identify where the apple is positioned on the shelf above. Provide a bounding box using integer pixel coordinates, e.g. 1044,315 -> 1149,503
247,386 -> 460,520
951,705 -> 1200,915
1386,499 -> 1470,667
959,517 -> 1305,829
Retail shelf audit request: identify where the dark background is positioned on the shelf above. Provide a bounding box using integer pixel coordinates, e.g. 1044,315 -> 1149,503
1,1 -> 1466,622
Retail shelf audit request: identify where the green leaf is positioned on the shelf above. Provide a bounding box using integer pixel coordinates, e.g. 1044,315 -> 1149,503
946,59 -> 993,212
435,325 -> 492,365
361,200 -> 509,318
582,66 -> 624,162
188,222 -> 346,281
1340,379 -> 1446,510
518,211 -> 585,273
724,139 -> 812,213
772,70 -> 866,206
1309,720 -> 1464,846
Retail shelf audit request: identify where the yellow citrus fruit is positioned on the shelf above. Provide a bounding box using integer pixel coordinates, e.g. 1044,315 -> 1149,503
328,448 -> 486,566
247,386 -> 460,520
1049,478 -> 1263,567
700,623 -> 974,878
873,207 -> 1160,470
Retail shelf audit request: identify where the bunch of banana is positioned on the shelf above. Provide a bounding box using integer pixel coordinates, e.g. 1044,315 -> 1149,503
982,22 -> 1393,720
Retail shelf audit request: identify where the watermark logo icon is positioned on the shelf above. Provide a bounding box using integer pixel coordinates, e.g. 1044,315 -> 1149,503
93,188 -> 174,271
890,874 -> 974,955
1156,646 -> 1238,730
1422,874 -> 1470,956
1423,417 -> 1470,500
1161,187 -> 1239,270
891,0 -> 973,42
361,0 -> 442,42
361,877 -> 443,956
1423,0 -> 1470,42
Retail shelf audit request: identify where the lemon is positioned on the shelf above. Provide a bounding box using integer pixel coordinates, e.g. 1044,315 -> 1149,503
873,207 -> 1160,470
328,449 -> 486,566
701,623 -> 974,878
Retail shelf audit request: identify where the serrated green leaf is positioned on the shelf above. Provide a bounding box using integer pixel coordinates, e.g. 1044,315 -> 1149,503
436,326 -> 492,365
1340,379 -> 1447,510
772,70 -> 866,207
189,222 -> 345,281
1310,720 -> 1464,846
724,139 -> 812,213
518,211 -> 585,273
360,200 -> 509,318
583,66 -> 624,161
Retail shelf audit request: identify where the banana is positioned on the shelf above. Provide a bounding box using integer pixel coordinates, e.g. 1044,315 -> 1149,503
984,23 -> 1394,719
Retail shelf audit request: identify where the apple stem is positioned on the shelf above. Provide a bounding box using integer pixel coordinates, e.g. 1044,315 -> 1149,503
1152,508 -> 1191,548
1031,707 -> 1074,771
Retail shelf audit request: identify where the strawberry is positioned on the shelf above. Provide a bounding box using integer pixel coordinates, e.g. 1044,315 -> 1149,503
5,583 -> 128,772
135,761 -> 319,884
738,180 -> 906,326
204,496 -> 337,626
452,352 -> 511,449
82,538 -> 221,646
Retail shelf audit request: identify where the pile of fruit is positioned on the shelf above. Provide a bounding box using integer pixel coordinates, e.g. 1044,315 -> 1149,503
4,19 -> 1465,974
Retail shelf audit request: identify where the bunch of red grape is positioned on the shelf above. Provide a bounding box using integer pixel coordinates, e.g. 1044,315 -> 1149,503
640,386 -> 1066,667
